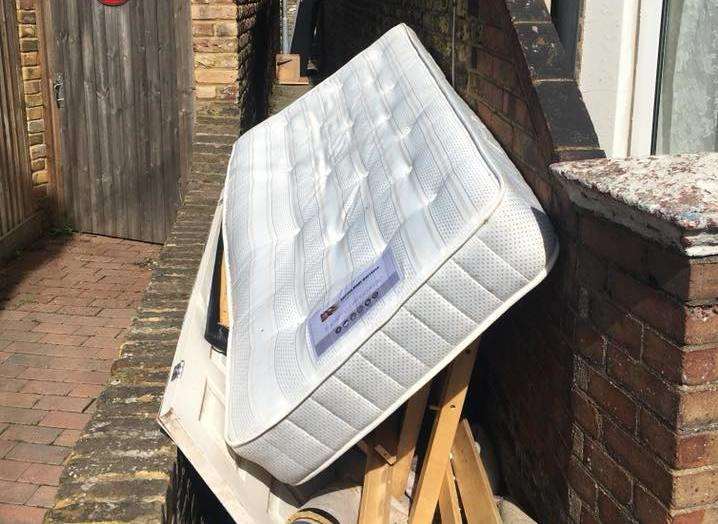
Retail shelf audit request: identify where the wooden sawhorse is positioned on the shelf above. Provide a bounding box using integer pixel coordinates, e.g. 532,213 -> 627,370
358,341 -> 502,524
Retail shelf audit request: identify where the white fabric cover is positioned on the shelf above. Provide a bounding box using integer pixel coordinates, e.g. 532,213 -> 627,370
222,24 -> 558,485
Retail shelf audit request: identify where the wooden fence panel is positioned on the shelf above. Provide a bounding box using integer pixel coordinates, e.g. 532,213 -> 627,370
44,0 -> 193,243
0,0 -> 33,243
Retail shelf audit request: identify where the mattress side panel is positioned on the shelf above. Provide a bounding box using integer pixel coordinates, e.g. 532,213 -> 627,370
235,182 -> 558,484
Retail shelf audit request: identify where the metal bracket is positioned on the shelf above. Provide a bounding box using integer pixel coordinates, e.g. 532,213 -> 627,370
53,73 -> 64,109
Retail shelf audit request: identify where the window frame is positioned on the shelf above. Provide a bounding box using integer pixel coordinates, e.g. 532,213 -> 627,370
628,0 -> 665,156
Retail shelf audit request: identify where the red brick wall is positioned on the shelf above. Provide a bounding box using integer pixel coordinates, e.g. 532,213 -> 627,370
559,209 -> 718,523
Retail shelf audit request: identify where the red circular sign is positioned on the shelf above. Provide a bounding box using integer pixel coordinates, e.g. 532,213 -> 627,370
99,0 -> 129,5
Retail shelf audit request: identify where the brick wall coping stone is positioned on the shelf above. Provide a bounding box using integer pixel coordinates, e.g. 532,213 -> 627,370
552,153 -> 718,257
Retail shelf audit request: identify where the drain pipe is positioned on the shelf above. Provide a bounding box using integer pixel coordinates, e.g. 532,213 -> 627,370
451,0 -> 457,86
281,0 -> 290,53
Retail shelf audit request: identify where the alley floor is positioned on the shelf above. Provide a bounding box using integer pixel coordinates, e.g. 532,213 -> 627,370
0,234 -> 160,523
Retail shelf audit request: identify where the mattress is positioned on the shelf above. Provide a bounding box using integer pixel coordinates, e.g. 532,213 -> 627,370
219,23 -> 558,485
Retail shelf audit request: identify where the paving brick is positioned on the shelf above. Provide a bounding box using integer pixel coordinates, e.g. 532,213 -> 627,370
0,460 -> 30,481
18,368 -> 109,385
7,353 -> 111,372
39,411 -> 91,430
16,303 -> 62,314
18,464 -> 62,486
0,311 -> 29,322
0,392 -> 40,409
98,308 -> 137,319
34,396 -> 91,413
72,325 -> 121,338
37,333 -> 89,346
26,486 -> 57,508
0,407 -> 46,426
68,384 -> 104,398
0,331 -> 44,343
30,323 -> 77,335
0,480 -> 38,505
5,443 -> 70,465
0,426 -> 61,445
81,336 -> 120,349
24,312 -> 107,327
49,296 -> 94,307
89,298 -> 133,309
53,430 -> 81,448
0,440 -> 15,458
0,378 -> 23,393
19,381 -> 73,396
57,306 -> 101,317
0,364 -> 28,379
0,503 -> 46,523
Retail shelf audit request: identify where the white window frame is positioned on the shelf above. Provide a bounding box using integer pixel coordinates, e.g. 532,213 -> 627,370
627,0 -> 665,156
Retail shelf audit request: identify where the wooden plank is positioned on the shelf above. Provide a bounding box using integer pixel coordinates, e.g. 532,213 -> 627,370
66,0 -> 90,232
104,5 -> 128,238
157,0 -> 179,240
90,1 -> 113,236
452,419 -> 502,524
358,443 -> 391,524
4,0 -> 30,222
0,0 -> 20,231
1,0 -> 21,226
373,414 -> 399,466
79,1 -> 102,233
0,0 -> 14,235
143,0 -> 164,243
408,343 -> 479,524
117,3 -> 139,239
0,0 -> 32,242
438,463 -> 462,524
391,383 -> 431,499
129,0 -> 149,241
173,0 -> 193,199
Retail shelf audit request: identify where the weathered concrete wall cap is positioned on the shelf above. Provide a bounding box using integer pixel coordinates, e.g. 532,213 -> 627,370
552,153 -> 718,256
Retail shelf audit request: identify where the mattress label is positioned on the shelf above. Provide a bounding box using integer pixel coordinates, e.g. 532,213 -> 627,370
309,248 -> 400,358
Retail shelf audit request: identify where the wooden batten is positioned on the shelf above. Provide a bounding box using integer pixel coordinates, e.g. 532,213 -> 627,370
219,260 -> 229,329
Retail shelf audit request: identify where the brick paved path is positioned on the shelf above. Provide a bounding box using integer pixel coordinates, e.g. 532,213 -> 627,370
0,234 -> 160,523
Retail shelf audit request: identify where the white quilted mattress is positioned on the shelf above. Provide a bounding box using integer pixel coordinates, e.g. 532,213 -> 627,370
221,24 -> 558,485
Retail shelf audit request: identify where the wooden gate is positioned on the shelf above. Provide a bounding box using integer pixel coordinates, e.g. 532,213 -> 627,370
41,0 -> 193,243
0,0 -> 34,249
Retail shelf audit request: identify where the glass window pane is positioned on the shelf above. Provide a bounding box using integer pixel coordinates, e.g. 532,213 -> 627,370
654,0 -> 718,155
